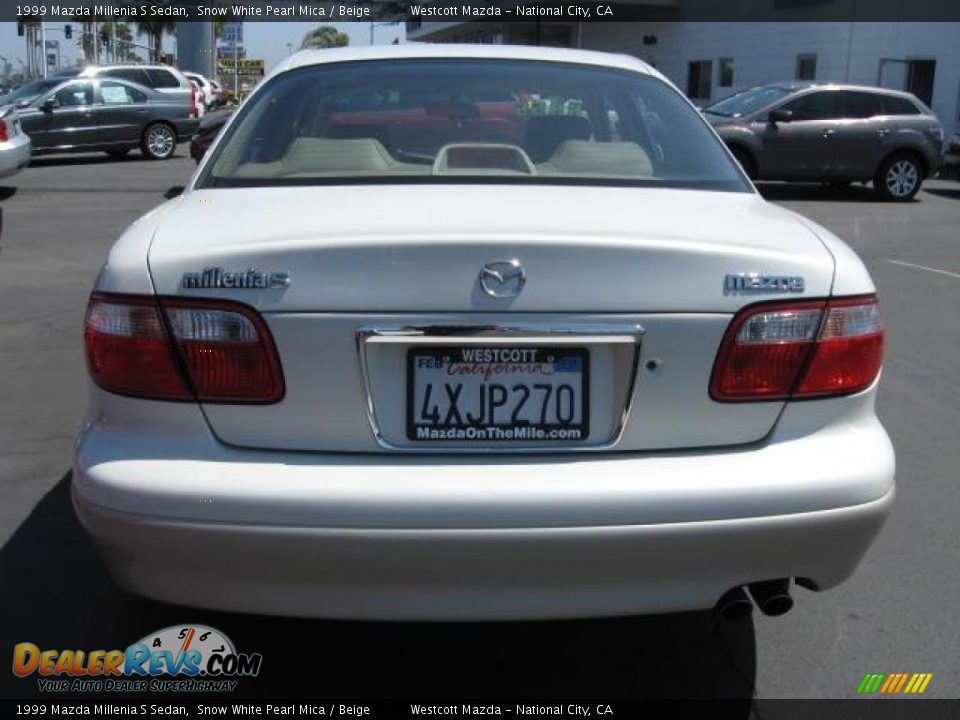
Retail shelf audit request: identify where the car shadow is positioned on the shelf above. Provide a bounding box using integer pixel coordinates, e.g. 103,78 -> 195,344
0,187 -> 16,202
0,473 -> 757,704
924,186 -> 960,200
756,182 -> 891,203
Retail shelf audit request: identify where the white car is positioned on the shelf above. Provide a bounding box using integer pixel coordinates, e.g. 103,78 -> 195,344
74,45 -> 894,621
183,71 -> 215,108
0,105 -> 31,178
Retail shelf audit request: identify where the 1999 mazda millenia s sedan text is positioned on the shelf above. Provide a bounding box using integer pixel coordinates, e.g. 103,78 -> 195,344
73,46 -> 894,621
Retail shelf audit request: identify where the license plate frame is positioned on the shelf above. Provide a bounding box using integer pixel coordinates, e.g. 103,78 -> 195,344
406,345 -> 590,443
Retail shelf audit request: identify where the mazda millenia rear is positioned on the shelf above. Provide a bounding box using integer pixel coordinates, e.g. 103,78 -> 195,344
73,46 -> 894,621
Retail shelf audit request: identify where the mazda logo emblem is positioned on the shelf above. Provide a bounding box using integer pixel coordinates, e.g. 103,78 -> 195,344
479,259 -> 526,298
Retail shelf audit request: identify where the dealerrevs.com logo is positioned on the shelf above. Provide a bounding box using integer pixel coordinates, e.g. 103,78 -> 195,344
12,625 -> 262,693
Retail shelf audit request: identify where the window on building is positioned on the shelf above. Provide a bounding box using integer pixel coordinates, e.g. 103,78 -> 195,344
687,60 -> 713,100
718,58 -> 734,88
796,54 -> 817,81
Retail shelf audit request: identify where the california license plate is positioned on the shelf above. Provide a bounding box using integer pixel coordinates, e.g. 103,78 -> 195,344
407,346 -> 589,443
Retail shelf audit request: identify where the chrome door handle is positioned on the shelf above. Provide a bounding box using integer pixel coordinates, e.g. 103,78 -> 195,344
821,129 -> 836,138
877,128 -> 890,138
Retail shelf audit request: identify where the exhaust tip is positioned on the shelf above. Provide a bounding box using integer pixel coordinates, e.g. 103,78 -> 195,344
748,579 -> 794,617
716,587 -> 753,620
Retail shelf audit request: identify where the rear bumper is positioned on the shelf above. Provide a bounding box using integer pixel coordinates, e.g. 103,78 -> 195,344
74,489 -> 892,621
72,391 -> 895,620
0,134 -> 31,177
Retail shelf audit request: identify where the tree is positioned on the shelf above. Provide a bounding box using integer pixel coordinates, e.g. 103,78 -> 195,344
300,26 -> 350,50
73,9 -> 117,64
135,20 -> 176,62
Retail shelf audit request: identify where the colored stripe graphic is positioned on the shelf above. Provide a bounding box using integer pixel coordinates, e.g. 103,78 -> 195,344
858,672 -> 932,694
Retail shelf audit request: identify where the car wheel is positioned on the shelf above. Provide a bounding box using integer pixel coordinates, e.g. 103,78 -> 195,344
141,123 -> 177,160
875,152 -> 923,201
105,148 -> 131,158
730,147 -> 756,180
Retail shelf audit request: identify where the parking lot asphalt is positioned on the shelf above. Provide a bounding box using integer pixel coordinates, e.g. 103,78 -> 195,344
0,154 -> 957,702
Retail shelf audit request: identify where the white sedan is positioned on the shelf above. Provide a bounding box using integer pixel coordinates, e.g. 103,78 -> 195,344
0,105 -> 31,178
73,45 -> 894,621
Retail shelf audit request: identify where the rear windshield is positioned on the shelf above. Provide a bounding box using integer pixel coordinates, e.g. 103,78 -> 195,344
199,59 -> 749,192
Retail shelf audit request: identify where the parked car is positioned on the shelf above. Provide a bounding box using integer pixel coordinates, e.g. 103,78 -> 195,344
187,78 -> 206,118
943,129 -> 960,180
190,107 -> 232,163
57,63 -> 197,118
0,105 -> 31,178
75,45 -> 893,621
18,77 -> 199,160
183,71 -> 216,109
704,82 -> 943,200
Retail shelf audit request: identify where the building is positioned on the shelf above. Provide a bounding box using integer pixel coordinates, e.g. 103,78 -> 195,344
408,17 -> 960,130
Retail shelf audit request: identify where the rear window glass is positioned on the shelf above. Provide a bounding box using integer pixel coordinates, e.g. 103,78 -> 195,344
200,59 -> 749,192
103,68 -> 148,85
840,91 -> 882,119
145,69 -> 181,89
881,95 -> 921,115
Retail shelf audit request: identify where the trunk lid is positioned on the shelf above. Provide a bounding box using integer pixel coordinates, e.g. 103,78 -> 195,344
147,185 -> 835,452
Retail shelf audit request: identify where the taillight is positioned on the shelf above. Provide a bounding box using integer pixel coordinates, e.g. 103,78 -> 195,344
710,295 -> 883,402
84,293 -> 283,403
0,119 -> 9,143
163,298 -> 284,402
189,89 -> 198,118
84,295 -> 191,399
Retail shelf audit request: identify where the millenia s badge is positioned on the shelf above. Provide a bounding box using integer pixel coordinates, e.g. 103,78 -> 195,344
724,273 -> 805,293
182,267 -> 290,290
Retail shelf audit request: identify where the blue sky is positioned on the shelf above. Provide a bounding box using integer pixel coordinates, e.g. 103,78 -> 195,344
0,21 -> 405,77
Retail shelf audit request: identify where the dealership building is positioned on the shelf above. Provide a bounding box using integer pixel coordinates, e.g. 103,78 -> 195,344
407,7 -> 960,131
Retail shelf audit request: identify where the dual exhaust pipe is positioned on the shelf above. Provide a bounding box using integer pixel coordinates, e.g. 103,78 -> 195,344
716,579 -> 794,620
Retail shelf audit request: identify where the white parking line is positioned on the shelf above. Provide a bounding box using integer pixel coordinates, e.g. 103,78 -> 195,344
882,259 -> 960,280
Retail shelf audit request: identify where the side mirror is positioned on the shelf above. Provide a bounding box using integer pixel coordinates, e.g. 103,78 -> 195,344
40,97 -> 59,113
768,108 -> 793,124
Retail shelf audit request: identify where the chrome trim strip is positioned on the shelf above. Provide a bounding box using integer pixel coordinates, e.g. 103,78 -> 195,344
355,323 -> 645,454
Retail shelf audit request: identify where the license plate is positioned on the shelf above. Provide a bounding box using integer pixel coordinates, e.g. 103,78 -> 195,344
407,346 -> 589,443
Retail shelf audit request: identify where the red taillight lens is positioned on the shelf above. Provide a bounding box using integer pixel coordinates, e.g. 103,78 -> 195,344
795,297 -> 884,397
84,295 -> 191,399
0,121 -> 9,143
84,294 -> 283,403
710,295 -> 883,402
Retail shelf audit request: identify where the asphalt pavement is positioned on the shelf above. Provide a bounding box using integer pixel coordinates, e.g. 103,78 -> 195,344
0,153 -> 957,702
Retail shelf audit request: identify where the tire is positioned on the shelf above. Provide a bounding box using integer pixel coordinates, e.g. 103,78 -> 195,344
874,152 -> 924,201
141,123 -> 177,160
730,147 -> 757,180
105,148 -> 131,158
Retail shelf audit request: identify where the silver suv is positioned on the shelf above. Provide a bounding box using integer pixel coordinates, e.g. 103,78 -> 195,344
56,63 -> 194,111
704,82 -> 944,200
